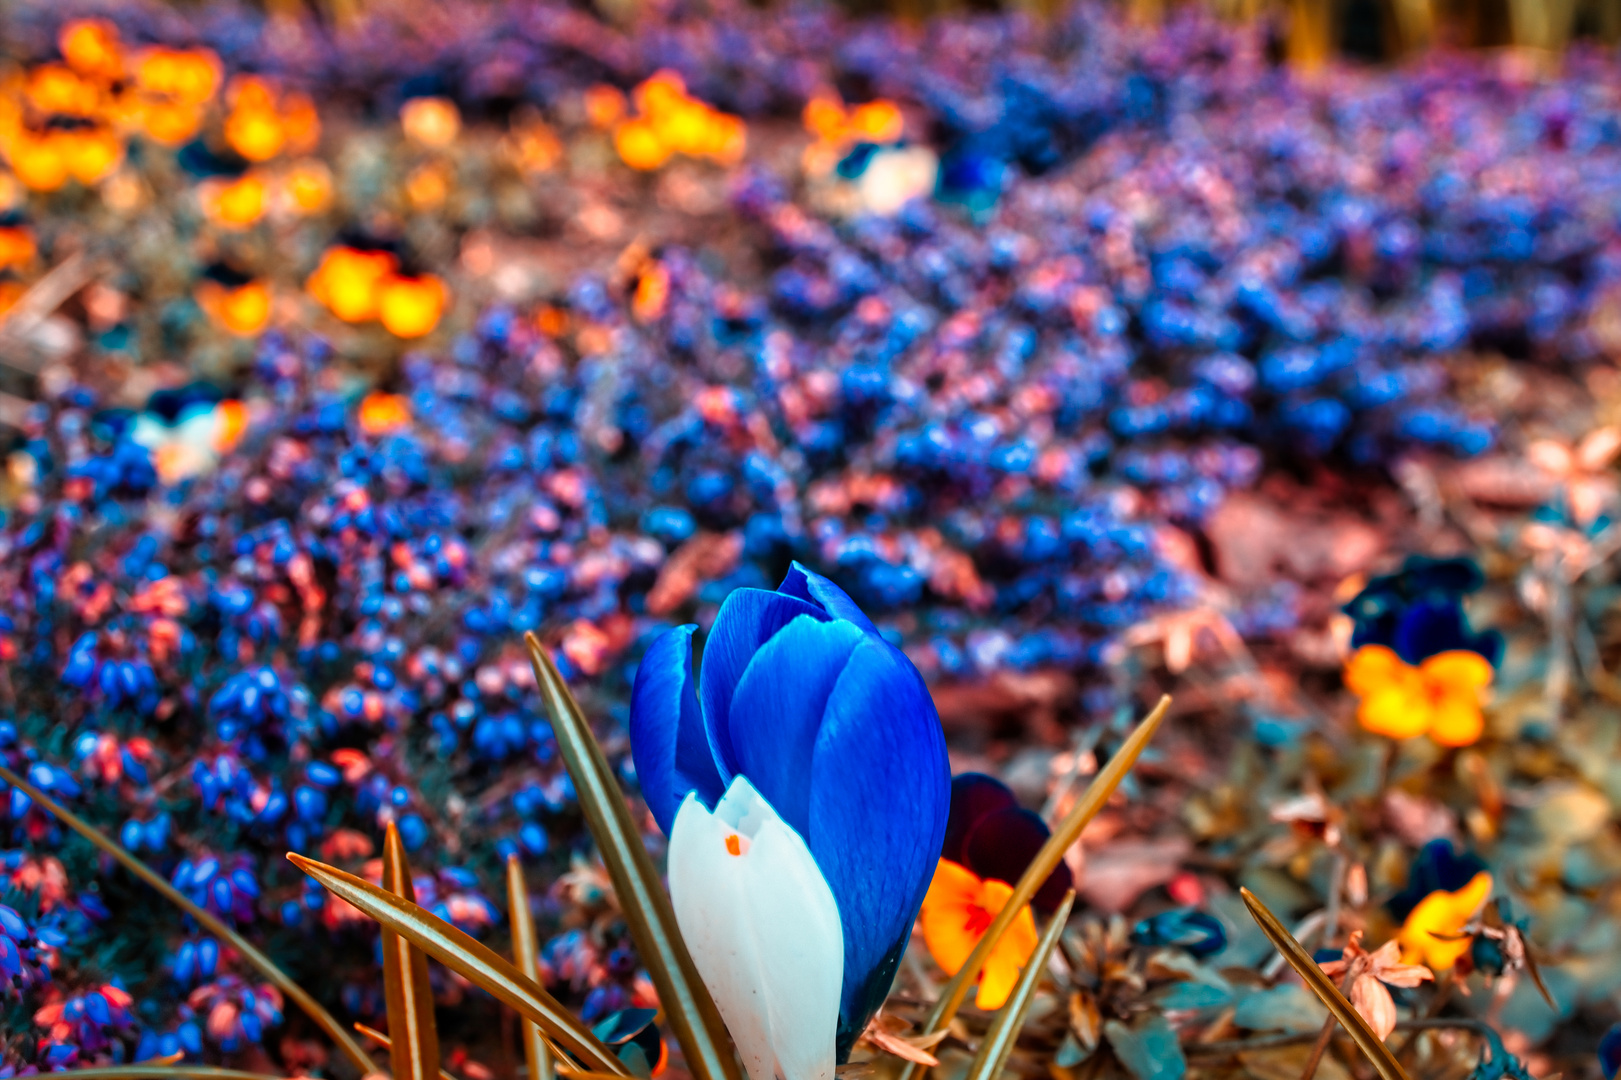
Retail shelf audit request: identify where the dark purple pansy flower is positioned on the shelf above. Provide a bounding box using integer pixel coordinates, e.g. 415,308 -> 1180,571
1600,1022 -> 1621,1080
941,773 -> 1071,914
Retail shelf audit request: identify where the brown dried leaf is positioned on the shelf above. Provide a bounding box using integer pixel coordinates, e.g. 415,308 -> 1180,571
1068,990 -> 1100,1051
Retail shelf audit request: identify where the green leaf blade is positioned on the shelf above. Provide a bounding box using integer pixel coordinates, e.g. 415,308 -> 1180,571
524,634 -> 740,1080
1239,887 -> 1411,1080
508,854 -> 555,1080
289,852 -> 629,1077
383,822 -> 442,1080
964,890 -> 1076,1080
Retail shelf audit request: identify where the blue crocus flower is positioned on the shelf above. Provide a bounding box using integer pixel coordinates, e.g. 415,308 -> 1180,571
630,563 -> 949,1076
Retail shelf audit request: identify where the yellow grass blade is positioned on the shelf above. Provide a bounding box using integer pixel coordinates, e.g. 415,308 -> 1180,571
288,852 -> 629,1076
382,822 -> 442,1080
963,891 -> 1076,1080
45,1063 -> 288,1070
508,855 -> 556,1080
525,634 -> 740,1080
360,1026 -> 622,1080
0,763 -> 380,1076
356,1023 -> 461,1080
1239,888 -> 1411,1080
899,696 -> 1171,1080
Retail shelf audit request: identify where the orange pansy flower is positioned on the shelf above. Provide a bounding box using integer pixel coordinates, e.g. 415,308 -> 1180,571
137,99 -> 204,146
225,103 -> 286,163
919,859 -> 1037,1011
1397,871 -> 1492,971
1343,644 -> 1492,747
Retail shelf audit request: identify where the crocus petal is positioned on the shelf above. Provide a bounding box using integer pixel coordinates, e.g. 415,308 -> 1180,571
1398,871 -> 1492,970
726,614 -> 865,839
698,588 -> 829,775
778,562 -> 878,635
807,635 -> 949,1051
668,778 -> 843,1080
942,773 -> 1018,866
630,625 -> 725,835
963,805 -> 1072,914
1350,975 -> 1398,1041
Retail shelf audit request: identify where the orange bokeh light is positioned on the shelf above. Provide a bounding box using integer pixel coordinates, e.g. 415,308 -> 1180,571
613,118 -> 670,172
60,20 -> 124,83
27,65 -> 102,117
133,48 -> 223,107
611,71 -> 745,171
377,274 -> 447,338
137,99 -> 204,146
400,97 -> 460,148
0,227 -> 36,270
198,279 -> 273,336
60,127 -> 124,185
282,160 -> 333,215
225,104 -> 285,162
7,133 -> 71,192
200,173 -> 268,228
307,246 -> 399,323
584,85 -> 627,129
358,392 -> 412,436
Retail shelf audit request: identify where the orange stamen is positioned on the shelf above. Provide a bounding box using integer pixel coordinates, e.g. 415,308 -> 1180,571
724,834 -> 742,857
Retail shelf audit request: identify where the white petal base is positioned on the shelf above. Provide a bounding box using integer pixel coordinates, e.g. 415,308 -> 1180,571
668,777 -> 843,1080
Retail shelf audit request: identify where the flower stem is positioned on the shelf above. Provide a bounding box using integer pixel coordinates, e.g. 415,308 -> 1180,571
1189,1018 -> 1506,1060
1297,970 -> 1356,1080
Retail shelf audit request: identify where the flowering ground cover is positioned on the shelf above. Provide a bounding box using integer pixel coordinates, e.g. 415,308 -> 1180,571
2,4 -> 1621,1080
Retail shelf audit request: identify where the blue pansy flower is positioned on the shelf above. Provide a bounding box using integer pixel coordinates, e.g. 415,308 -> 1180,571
1386,839 -> 1489,922
1345,556 -> 1502,666
630,563 -> 949,1077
